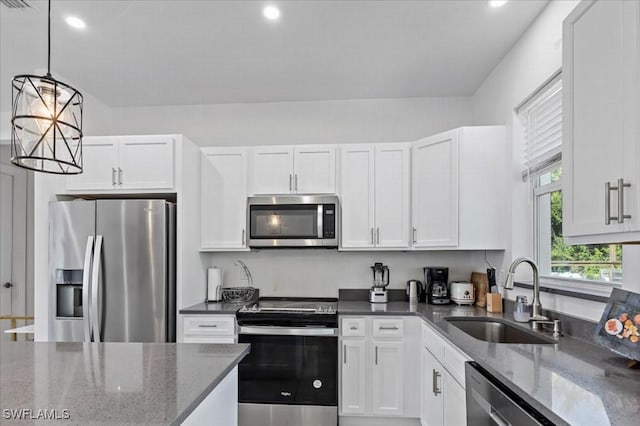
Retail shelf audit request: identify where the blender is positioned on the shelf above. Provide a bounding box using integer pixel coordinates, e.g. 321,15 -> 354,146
369,262 -> 390,303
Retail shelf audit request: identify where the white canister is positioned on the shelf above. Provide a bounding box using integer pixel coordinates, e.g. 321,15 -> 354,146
207,267 -> 223,302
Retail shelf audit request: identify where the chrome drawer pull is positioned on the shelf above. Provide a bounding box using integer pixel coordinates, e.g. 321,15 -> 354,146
198,324 -> 218,328
349,326 -> 358,330
379,326 -> 399,330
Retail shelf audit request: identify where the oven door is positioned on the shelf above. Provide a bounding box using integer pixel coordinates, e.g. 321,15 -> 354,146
238,327 -> 338,406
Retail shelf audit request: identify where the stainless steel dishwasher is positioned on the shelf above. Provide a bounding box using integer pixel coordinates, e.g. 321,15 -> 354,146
465,362 -> 555,426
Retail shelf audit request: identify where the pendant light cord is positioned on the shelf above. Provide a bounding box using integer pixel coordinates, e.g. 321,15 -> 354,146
47,0 -> 51,77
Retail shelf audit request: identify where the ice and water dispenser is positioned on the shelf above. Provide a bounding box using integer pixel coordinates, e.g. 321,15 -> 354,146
55,269 -> 83,318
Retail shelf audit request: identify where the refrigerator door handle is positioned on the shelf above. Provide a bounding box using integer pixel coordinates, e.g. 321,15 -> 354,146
82,236 -> 94,342
91,235 -> 104,342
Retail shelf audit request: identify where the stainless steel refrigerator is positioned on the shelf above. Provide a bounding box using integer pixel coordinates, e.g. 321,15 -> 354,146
49,199 -> 175,342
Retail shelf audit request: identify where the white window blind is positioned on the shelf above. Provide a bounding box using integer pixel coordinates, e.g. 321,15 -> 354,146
517,73 -> 562,180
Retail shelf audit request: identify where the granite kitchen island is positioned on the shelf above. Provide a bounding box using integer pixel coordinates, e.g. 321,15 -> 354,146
0,342 -> 250,425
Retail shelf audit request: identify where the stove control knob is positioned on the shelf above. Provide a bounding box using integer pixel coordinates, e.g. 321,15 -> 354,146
317,306 -> 324,313
327,307 -> 335,314
313,380 -> 322,389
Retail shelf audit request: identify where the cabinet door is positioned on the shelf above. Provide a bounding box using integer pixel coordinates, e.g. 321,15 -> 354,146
250,146 -> 294,194
422,348 -> 444,426
66,136 -> 118,191
293,145 -> 336,194
118,135 -> 174,190
412,131 -> 459,247
374,144 -> 410,248
341,339 -> 366,415
201,148 -> 248,249
442,371 -> 465,426
340,145 -> 375,248
564,0 -> 629,237
371,341 -> 404,416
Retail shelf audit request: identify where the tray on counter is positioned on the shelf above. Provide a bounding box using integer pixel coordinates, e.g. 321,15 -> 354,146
594,288 -> 640,362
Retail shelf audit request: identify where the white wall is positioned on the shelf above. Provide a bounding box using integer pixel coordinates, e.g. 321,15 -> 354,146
108,97 -> 472,146
204,250 -> 478,299
470,0 -> 627,321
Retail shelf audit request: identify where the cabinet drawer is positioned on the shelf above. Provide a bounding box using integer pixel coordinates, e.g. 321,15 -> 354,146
442,341 -> 470,387
183,315 -> 236,337
372,318 -> 404,338
341,318 -> 366,337
421,322 -> 445,358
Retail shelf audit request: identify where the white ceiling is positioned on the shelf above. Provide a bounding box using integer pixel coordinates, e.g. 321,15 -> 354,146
0,0 -> 548,108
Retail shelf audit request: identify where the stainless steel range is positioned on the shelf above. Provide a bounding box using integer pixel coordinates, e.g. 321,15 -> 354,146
237,298 -> 338,426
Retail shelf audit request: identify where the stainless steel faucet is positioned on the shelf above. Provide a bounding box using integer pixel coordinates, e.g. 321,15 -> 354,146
234,259 -> 254,287
504,257 -> 548,321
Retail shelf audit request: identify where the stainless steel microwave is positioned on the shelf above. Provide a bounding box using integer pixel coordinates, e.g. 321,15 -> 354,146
247,195 -> 339,248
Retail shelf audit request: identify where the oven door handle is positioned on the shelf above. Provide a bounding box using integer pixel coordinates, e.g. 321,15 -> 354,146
239,326 -> 337,337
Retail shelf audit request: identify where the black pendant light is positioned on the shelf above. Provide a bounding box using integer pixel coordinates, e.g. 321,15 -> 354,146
11,0 -> 83,174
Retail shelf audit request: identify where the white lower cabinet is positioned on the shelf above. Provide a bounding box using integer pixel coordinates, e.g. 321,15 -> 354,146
420,322 -> 470,426
182,315 -> 237,344
340,316 -> 420,422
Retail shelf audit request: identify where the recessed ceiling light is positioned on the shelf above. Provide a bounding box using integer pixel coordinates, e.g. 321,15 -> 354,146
65,16 -> 86,30
263,5 -> 280,21
488,0 -> 508,7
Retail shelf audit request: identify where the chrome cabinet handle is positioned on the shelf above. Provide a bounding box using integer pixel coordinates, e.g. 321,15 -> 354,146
606,181 -> 615,224
111,168 -> 116,186
198,324 -> 218,328
343,345 -> 347,364
118,168 -> 123,186
617,178 -> 632,224
350,326 -> 358,330
432,369 -> 441,395
371,228 -> 374,245
375,346 -> 378,365
376,227 -> 380,244
242,229 -> 245,245
412,227 -> 417,244
289,174 -> 292,192
378,326 -> 399,331
295,174 -> 298,192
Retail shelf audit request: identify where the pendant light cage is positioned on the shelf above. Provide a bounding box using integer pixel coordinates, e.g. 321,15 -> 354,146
11,74 -> 84,174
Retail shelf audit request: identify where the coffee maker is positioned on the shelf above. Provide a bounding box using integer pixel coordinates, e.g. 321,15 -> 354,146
369,262 -> 390,303
424,267 -> 450,305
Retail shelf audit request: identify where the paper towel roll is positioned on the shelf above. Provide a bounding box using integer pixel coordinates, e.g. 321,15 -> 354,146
207,267 -> 223,302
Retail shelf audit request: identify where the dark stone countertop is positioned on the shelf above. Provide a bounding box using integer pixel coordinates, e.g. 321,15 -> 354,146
338,300 -> 640,426
0,342 -> 250,425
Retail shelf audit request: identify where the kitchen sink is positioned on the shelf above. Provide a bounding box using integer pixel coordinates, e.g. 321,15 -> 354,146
445,317 -> 556,344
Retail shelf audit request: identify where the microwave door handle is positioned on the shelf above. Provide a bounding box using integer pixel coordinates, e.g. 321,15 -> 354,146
91,235 -> 103,342
317,204 -> 323,238
82,236 -> 94,342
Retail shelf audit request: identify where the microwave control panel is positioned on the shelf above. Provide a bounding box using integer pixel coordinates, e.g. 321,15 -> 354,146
323,204 -> 336,239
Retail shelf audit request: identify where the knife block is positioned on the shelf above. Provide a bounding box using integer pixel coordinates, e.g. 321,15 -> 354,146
486,293 -> 503,313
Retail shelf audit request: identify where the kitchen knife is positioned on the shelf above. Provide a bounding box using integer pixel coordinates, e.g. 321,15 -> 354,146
487,267 -> 497,293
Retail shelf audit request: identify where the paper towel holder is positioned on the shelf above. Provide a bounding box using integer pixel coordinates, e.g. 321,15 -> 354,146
206,267 -> 223,302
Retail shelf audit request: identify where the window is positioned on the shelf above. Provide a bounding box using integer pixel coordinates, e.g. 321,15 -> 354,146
534,167 -> 622,283
519,71 -> 623,286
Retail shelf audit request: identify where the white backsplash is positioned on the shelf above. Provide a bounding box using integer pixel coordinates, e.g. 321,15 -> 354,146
202,250 -> 500,298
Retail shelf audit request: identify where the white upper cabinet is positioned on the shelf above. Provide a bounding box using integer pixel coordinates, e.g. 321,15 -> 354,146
340,143 -> 410,249
201,147 -> 249,251
66,137 -> 119,191
250,145 -> 336,195
412,130 -> 459,247
66,135 -> 175,192
411,126 -> 507,250
118,136 -> 174,190
293,145 -> 336,194
563,0 -> 640,244
340,145 -> 376,248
